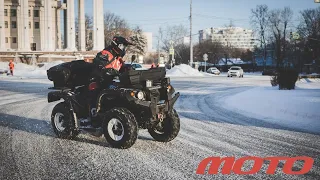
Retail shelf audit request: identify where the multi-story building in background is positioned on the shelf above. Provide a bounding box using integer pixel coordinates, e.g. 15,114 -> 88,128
142,32 -> 152,52
0,0 -> 105,52
199,27 -> 257,50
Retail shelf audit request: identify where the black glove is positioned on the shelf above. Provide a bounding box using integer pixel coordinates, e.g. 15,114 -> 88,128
93,52 -> 109,69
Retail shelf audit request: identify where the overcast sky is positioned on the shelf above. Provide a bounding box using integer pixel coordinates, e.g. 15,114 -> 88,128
74,0 -> 319,49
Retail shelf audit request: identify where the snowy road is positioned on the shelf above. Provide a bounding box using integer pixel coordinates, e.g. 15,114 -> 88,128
0,75 -> 319,180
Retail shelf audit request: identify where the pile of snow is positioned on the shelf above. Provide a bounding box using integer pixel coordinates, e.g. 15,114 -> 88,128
166,64 -> 205,77
221,79 -> 320,134
0,61 -> 64,78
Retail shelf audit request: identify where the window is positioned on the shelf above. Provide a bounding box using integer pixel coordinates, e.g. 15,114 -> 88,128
4,9 -> 8,16
12,37 -> 17,43
5,21 -> 8,28
89,32 -> 92,40
34,22 -> 39,29
5,37 -> 8,43
29,22 -> 31,29
11,21 -> 17,28
11,9 -> 16,17
34,10 -> 39,17
28,10 -> 31,17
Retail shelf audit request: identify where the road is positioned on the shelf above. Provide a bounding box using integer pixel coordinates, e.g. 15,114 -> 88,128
0,75 -> 319,180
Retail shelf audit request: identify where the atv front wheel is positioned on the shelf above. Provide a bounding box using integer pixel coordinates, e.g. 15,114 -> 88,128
51,102 -> 79,139
103,108 -> 138,149
148,109 -> 180,142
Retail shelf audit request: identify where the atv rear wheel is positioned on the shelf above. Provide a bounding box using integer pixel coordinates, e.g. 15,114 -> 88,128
51,102 -> 79,139
148,109 -> 180,142
103,108 -> 138,149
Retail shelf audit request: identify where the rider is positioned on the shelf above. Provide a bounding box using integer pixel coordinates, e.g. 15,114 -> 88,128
89,36 -> 133,121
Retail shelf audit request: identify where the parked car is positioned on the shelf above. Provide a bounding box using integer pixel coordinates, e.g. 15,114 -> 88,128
227,66 -> 244,78
123,63 -> 146,71
207,67 -> 220,75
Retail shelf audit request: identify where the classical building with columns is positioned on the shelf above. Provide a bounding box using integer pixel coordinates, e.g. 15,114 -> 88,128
0,0 -> 105,52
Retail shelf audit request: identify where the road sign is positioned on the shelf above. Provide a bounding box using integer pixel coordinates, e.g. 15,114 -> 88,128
203,53 -> 208,61
293,32 -> 300,40
169,48 -> 174,55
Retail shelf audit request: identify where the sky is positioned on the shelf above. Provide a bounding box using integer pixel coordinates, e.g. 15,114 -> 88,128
77,0 -> 320,49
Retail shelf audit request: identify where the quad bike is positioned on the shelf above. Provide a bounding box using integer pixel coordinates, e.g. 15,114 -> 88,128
46,56 -> 180,149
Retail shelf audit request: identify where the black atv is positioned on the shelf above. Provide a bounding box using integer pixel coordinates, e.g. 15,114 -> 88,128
46,56 -> 180,149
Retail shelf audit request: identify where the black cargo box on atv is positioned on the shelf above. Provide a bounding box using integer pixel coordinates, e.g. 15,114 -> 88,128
119,67 -> 166,88
47,60 -> 94,88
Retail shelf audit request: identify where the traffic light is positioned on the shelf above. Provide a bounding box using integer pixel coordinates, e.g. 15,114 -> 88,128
290,32 -> 293,39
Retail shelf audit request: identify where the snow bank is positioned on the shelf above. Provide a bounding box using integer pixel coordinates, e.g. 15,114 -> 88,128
0,61 -> 64,78
166,64 -> 205,77
221,79 -> 320,134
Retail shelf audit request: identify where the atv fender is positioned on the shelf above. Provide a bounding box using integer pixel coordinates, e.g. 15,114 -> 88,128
48,91 -> 64,103
47,88 -> 72,103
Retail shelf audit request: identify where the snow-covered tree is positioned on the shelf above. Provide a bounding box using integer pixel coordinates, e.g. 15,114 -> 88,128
128,27 -> 147,56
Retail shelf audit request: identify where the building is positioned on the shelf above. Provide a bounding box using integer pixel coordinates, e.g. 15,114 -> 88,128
0,0 -> 104,52
142,32 -> 152,52
199,27 -> 257,50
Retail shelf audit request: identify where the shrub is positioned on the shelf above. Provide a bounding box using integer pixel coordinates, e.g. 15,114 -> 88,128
270,75 -> 278,87
271,68 -> 299,90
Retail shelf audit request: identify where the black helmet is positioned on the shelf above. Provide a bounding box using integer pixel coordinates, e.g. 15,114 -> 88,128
111,36 -> 133,57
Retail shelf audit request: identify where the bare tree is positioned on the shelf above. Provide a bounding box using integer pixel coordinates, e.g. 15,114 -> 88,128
268,7 -> 293,68
85,14 -> 93,51
159,25 -> 188,50
75,14 -> 93,51
298,7 -> 320,65
251,4 -> 269,70
158,24 -> 188,64
104,11 -> 132,46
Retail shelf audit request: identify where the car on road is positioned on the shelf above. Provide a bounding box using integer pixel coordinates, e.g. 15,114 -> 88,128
207,67 -> 220,75
227,66 -> 244,78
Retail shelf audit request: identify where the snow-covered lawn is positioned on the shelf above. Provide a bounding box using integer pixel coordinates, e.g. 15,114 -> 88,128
0,61 -> 64,78
221,79 -> 320,134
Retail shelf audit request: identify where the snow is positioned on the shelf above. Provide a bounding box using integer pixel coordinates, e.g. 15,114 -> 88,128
166,64 -> 206,77
221,78 -> 320,134
0,61 -> 64,78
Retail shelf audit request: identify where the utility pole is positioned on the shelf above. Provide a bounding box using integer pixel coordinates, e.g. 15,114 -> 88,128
158,36 -> 160,64
189,0 -> 193,67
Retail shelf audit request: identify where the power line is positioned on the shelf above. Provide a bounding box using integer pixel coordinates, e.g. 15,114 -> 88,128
194,13 -> 250,22
128,17 -> 189,22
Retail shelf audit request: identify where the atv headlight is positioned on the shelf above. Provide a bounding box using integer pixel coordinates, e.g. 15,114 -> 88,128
136,91 -> 145,100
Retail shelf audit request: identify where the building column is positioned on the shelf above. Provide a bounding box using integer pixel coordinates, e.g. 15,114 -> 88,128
78,0 -> 85,51
43,0 -> 54,51
66,0 -> 76,51
0,0 -> 5,51
40,6 -> 45,51
93,0 -> 104,51
56,9 -> 62,50
17,0 -> 30,51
